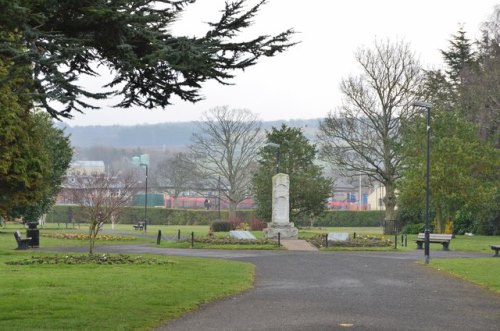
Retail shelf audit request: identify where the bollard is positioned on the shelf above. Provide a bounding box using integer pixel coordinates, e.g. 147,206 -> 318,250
157,230 -> 161,245
401,234 -> 404,245
191,231 -> 194,248
277,232 -> 281,247
177,229 -> 181,241
404,234 -> 408,247
353,232 -> 356,239
394,233 -> 397,249
325,233 -> 328,248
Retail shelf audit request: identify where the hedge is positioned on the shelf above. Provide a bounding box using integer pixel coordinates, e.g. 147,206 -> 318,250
293,210 -> 384,227
46,206 -> 384,227
46,205 -> 256,226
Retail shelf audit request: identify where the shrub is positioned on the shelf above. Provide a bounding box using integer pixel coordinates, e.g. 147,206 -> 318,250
210,221 -> 231,232
46,205 -> 256,226
293,211 -> 383,227
250,218 -> 267,231
401,223 -> 425,234
228,216 -> 245,230
453,209 -> 475,235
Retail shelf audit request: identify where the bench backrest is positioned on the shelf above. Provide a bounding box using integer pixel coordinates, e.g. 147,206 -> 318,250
14,231 -> 22,241
417,233 -> 452,240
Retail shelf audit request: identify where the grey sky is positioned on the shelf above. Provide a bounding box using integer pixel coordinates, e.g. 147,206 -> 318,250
63,0 -> 499,127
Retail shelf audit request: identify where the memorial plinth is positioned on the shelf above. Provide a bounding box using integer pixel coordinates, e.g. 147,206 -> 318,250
264,173 -> 298,239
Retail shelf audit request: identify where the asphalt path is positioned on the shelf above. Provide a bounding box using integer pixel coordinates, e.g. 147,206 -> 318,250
45,245 -> 500,331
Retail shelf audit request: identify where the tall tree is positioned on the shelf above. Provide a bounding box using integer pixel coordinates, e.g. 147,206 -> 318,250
9,112 -> 73,222
317,40 -> 423,232
441,27 -> 477,89
0,0 -> 295,119
0,34 -> 55,221
460,7 -> 500,147
398,109 -> 499,234
252,124 -> 331,222
190,106 -> 263,219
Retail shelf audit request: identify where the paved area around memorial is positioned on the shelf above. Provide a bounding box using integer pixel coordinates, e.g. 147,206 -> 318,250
45,244 -> 500,331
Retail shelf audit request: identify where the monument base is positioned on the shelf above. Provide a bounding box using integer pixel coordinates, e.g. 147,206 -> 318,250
264,222 -> 298,239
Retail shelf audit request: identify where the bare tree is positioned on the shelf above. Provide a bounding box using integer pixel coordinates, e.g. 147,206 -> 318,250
318,40 -> 423,232
155,152 -> 198,207
71,171 -> 139,254
191,106 -> 263,219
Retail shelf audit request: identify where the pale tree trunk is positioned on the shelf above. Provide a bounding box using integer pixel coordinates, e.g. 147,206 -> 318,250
111,214 -> 116,230
228,200 -> 237,220
383,182 -> 398,234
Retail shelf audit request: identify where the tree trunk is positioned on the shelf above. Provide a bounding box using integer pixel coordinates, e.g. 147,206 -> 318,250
228,200 -> 237,220
89,226 -> 95,255
435,208 -> 444,234
383,182 -> 398,235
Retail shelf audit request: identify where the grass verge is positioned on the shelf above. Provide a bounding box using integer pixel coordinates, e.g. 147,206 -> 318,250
428,258 -> 500,293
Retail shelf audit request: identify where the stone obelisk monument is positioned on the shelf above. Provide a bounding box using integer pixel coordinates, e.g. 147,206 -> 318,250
264,173 -> 298,239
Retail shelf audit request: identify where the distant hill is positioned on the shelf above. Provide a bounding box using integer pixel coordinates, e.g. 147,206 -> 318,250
60,119 -> 321,148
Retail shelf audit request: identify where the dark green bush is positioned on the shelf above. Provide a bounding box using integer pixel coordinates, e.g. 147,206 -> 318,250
46,205 -> 255,226
294,211 -> 384,227
401,223 -> 426,234
210,221 -> 232,232
453,209 -> 475,235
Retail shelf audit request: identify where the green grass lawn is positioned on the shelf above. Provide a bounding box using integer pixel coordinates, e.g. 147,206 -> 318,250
0,227 -> 255,331
428,258 -> 500,293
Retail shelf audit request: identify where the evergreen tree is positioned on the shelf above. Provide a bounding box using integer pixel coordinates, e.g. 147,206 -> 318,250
440,27 -> 477,88
0,36 -> 48,221
10,113 -> 73,222
0,0 -> 295,119
252,124 -> 331,222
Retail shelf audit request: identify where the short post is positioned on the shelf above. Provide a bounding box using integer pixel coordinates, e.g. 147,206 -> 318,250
394,233 -> 397,249
325,233 -> 328,248
277,232 -> 281,247
191,231 -> 194,248
177,229 -> 181,241
401,234 -> 404,245
156,230 -> 161,245
353,232 -> 356,239
404,234 -> 408,247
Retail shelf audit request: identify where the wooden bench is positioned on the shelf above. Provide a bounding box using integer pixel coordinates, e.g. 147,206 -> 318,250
491,245 -> 500,257
133,222 -> 145,230
14,231 -> 31,250
415,233 -> 453,250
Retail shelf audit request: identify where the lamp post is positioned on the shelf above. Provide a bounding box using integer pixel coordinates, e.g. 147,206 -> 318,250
267,143 -> 280,174
140,163 -> 148,232
412,100 -> 432,264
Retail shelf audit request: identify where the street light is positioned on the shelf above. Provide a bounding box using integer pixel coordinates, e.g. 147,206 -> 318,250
412,100 -> 432,264
267,142 -> 280,174
140,163 -> 148,232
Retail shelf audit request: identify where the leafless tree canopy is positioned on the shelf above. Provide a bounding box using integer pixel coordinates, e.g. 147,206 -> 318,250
70,170 -> 140,254
190,106 -> 263,218
318,40 -> 423,222
154,151 -> 200,202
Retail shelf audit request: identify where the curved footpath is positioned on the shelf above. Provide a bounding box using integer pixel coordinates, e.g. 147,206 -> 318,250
46,245 -> 500,331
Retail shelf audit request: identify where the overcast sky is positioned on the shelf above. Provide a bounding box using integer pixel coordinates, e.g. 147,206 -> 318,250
63,0 -> 499,127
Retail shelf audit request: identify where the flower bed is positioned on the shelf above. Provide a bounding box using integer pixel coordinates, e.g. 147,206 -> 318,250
308,234 -> 392,248
42,233 -> 136,241
185,237 -> 275,245
6,254 -> 174,265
